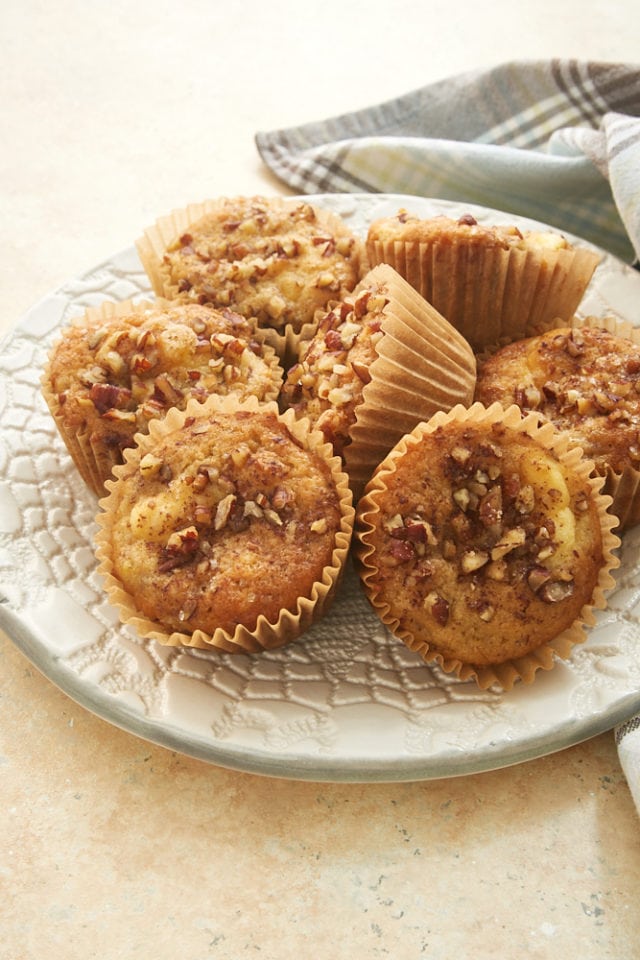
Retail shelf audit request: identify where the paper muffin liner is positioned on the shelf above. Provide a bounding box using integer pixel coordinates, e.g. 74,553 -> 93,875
570,314 -> 640,531
41,371 -> 117,495
136,196 -> 367,363
41,297 -> 284,496
367,235 -> 600,353
94,392 -> 355,653
355,401 -> 621,692
343,264 -> 477,496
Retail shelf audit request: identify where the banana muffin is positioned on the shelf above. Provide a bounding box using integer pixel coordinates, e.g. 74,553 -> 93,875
366,210 -> 600,351
475,320 -> 640,529
280,263 -> 476,495
95,394 -> 354,652
42,299 -> 282,495
137,195 -> 365,346
355,403 -> 619,690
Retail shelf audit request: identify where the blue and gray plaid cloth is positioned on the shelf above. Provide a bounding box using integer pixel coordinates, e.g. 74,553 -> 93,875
257,59 -> 640,809
257,59 -> 640,265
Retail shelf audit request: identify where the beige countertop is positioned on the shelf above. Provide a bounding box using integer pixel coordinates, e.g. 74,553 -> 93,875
2,3 -> 640,958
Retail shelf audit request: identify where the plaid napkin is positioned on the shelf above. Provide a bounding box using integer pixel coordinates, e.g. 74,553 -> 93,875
256,59 -> 640,808
256,59 -> 640,265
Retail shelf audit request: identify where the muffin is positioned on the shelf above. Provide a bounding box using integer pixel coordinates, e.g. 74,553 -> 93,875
136,195 -> 365,357
355,402 -> 619,690
474,318 -> 640,530
94,393 -> 354,652
280,264 -> 477,496
42,299 -> 283,495
366,210 -> 600,351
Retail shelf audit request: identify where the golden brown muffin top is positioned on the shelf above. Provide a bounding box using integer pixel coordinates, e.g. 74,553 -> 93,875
280,278 -> 391,457
107,407 -> 344,636
475,325 -> 640,475
358,419 -> 604,667
367,210 -> 571,252
46,301 -> 282,456
160,196 -> 363,334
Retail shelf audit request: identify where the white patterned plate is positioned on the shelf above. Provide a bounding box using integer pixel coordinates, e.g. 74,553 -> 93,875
2,194 -> 640,782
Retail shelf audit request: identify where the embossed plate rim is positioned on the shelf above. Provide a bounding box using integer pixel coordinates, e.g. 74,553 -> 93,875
4,593 -> 640,782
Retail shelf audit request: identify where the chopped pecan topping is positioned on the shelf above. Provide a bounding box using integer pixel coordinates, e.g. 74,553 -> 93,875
527,565 -> 552,593
101,408 -> 136,423
90,382 -> 132,414
450,445 -> 472,466
539,579 -> 575,603
242,500 -> 263,520
490,527 -> 526,561
214,494 -> 237,530
460,549 -> 490,574
424,591 -> 450,626
351,360 -> 372,384
139,453 -> 164,478
478,486 -> 502,527
514,384 -> 542,409
193,504 -> 213,526
477,601 -> 496,622
178,598 -> 198,622
158,525 -> 200,572
388,539 -> 416,564
271,486 -> 293,511
566,328 -> 585,357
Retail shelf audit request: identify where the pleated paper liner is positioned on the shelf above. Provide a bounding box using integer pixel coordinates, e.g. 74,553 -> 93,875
40,395 -> 116,497
94,393 -> 355,653
343,264 -> 477,497
355,402 -> 621,692
366,236 -> 600,352
135,195 -> 367,363
41,297 -> 284,497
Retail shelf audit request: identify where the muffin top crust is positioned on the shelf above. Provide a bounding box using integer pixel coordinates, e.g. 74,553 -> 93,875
475,324 -> 640,475
281,277 -> 391,457
45,300 -> 282,466
357,416 -> 606,668
104,405 -> 346,637
367,210 -> 573,252
158,195 -> 363,334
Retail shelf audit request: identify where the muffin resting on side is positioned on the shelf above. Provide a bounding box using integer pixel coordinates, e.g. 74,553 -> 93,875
355,402 -> 619,690
42,299 -> 283,495
136,195 -> 365,353
280,272 -> 390,459
280,263 -> 477,496
475,320 -> 640,530
366,210 -> 600,351
94,394 -> 354,652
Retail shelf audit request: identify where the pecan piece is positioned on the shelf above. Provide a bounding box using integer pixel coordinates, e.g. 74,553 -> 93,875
388,539 -> 415,564
214,494 -> 237,530
90,382 -> 132,414
178,598 -> 198,622
527,565 -> 552,594
351,360 -> 372,384
478,486 -> 502,527
539,579 -> 574,603
460,549 -> 490,574
424,591 -> 450,626
491,527 -> 526,561
139,453 -> 164,478
158,526 -> 199,572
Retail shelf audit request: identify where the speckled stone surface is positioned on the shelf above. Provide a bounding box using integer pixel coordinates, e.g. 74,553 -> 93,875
3,3 -> 640,957
3,632 -> 640,959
